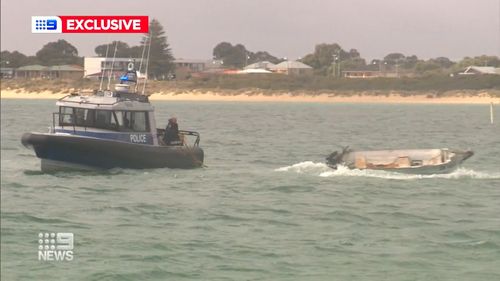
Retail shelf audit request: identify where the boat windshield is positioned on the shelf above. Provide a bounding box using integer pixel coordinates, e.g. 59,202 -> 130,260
58,106 -> 150,132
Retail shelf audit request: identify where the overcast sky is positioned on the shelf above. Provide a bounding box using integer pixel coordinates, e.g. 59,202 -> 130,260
1,0 -> 499,61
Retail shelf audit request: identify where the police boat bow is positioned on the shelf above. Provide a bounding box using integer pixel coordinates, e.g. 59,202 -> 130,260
21,62 -> 204,172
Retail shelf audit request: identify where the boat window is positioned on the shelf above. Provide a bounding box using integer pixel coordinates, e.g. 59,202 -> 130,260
58,107 -> 148,132
114,111 -> 133,131
85,109 -> 96,126
114,111 -> 124,128
114,111 -> 149,132
73,108 -> 96,127
74,108 -> 87,126
130,111 -> 149,132
59,106 -> 74,125
94,110 -> 117,130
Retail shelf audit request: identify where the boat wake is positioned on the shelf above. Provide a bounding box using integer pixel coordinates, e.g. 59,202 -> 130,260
275,161 -> 500,180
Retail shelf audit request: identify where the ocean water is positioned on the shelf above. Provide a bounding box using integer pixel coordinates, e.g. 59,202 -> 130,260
1,99 -> 500,281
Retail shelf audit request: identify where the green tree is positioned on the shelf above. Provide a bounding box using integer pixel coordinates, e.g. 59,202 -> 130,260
301,43 -> 353,75
414,60 -> 441,75
212,42 -> 281,67
1,50 -> 28,67
431,57 -> 454,69
250,51 -> 281,64
36,39 -> 81,65
213,42 -> 248,68
402,55 -> 419,69
213,42 -> 233,60
340,57 -> 367,71
95,41 -> 132,57
383,53 -> 405,65
383,53 -> 424,71
348,48 -> 360,58
455,55 -> 500,68
127,46 -> 143,58
142,19 -> 174,79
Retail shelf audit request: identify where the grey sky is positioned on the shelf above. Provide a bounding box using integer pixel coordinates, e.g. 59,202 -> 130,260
1,0 -> 499,61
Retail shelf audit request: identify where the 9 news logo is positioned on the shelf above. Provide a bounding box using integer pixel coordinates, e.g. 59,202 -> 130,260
32,16 -> 62,33
38,232 -> 74,262
32,16 -> 148,33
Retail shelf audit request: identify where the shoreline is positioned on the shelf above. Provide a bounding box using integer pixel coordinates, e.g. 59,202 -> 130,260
1,89 -> 499,104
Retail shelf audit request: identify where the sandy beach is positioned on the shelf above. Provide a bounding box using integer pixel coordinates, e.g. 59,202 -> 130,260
1,89 -> 499,104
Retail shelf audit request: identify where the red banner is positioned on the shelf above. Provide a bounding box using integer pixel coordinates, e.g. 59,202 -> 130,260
59,16 -> 148,33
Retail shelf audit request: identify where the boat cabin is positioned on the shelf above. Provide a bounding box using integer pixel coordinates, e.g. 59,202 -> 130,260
54,90 -> 160,145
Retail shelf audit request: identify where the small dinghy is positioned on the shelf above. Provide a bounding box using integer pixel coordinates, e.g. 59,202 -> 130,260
326,147 -> 473,174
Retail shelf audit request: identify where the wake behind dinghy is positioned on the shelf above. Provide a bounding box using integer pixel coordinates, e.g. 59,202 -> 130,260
21,61 -> 204,172
326,147 -> 473,174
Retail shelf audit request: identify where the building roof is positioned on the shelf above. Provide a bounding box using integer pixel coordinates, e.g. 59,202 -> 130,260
16,64 -> 84,71
174,58 -> 207,64
244,61 -> 276,70
342,70 -> 380,73
270,60 -> 312,70
16,65 -> 47,71
48,65 -> 84,71
238,68 -> 273,74
460,66 -> 500,75
85,57 -> 141,60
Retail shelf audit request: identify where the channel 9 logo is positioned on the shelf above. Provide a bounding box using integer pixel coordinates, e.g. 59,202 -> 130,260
38,232 -> 74,261
31,16 -> 148,33
32,16 -> 62,33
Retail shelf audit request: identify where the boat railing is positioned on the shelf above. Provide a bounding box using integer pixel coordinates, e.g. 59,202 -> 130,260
180,130 -> 201,147
156,128 -> 200,147
58,92 -> 148,106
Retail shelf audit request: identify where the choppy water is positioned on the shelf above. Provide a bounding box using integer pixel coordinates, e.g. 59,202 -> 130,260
1,99 -> 500,280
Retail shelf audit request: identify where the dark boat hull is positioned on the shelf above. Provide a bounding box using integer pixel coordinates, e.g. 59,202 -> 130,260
22,133 -> 204,172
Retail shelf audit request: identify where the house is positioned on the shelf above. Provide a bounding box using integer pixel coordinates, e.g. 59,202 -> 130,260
15,65 -> 47,79
47,65 -> 84,79
342,70 -> 381,78
244,61 -> 276,70
173,59 -> 206,72
459,66 -> 500,75
269,60 -> 313,75
84,57 -> 145,79
15,65 -> 83,79
0,67 -> 14,79
238,68 -> 273,74
173,59 -> 207,79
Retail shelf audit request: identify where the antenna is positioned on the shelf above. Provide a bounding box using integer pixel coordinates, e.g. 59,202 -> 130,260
135,36 -> 148,92
98,43 -> 110,91
142,32 -> 152,95
107,42 -> 118,90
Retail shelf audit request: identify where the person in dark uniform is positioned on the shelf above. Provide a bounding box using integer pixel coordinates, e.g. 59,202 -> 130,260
164,117 -> 181,145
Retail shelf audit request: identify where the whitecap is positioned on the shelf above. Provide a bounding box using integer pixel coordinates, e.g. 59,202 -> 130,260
275,162 -> 500,180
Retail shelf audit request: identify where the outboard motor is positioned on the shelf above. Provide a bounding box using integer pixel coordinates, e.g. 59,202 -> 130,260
326,151 -> 340,169
326,146 -> 350,169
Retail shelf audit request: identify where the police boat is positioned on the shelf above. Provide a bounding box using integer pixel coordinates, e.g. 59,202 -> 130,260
21,62 -> 204,172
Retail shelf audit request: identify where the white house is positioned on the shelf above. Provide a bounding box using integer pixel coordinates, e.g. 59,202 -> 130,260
84,57 -> 147,79
244,61 -> 276,70
459,66 -> 500,75
269,60 -> 313,75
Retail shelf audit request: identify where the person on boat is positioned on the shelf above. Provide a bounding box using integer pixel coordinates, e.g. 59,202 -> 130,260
123,116 -> 130,129
164,117 -> 181,145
